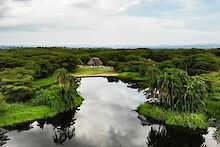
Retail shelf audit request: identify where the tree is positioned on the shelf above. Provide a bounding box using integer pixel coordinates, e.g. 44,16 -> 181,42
54,68 -> 76,108
54,68 -> 70,88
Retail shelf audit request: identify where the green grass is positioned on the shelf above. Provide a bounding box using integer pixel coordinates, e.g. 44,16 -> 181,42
117,72 -> 148,81
0,104 -> 57,127
73,66 -> 117,77
33,76 -> 56,88
0,96 -> 83,127
137,103 -> 209,129
10,73 -> 84,128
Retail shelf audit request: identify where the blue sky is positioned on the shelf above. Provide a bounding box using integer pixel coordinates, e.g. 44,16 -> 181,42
0,0 -> 220,46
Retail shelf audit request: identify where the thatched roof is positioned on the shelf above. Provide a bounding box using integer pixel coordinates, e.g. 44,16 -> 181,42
88,57 -> 103,66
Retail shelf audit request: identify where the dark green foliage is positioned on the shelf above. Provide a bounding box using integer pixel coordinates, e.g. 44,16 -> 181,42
158,53 -> 220,76
74,48 -> 220,76
158,60 -> 175,70
0,67 -> 34,102
0,48 -> 79,78
0,93 -> 8,112
113,56 -> 157,75
2,47 -> 218,77
0,48 -> 79,102
176,53 -> 220,75
146,68 -> 208,113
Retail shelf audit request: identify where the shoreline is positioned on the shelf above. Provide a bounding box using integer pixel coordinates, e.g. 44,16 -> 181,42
0,97 -> 83,127
72,73 -> 118,78
137,103 -> 209,129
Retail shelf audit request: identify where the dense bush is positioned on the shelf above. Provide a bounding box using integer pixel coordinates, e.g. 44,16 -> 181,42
146,68 -> 208,113
73,48 -> 220,76
31,85 -> 80,111
0,67 -> 34,102
158,53 -> 220,76
32,85 -> 65,110
0,48 -> 80,102
174,53 -> 220,75
0,48 -> 79,78
31,69 -> 81,111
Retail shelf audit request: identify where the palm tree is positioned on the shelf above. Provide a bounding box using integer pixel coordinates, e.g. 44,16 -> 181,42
54,68 -> 76,108
54,68 -> 69,88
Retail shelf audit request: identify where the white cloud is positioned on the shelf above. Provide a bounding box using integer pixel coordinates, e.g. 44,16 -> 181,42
0,0 -> 220,45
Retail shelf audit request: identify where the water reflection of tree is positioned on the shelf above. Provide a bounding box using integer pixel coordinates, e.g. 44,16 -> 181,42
37,110 -> 77,145
138,115 -> 207,147
147,126 -> 167,147
106,77 -> 148,92
106,77 -> 120,83
53,126 -> 75,144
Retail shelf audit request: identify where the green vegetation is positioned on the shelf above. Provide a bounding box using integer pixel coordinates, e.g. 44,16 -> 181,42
0,94 -> 8,112
145,68 -> 208,113
0,67 -> 83,127
137,104 -> 209,129
0,48 -> 82,126
198,70 -> 220,141
137,68 -> 209,129
0,47 -> 219,141
73,66 -> 117,77
0,67 -> 34,102
33,76 -> 56,88
32,68 -> 83,111
0,86 -> 83,127
0,104 -> 57,127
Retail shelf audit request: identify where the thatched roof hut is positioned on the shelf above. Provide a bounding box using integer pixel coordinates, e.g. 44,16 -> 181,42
87,57 -> 103,66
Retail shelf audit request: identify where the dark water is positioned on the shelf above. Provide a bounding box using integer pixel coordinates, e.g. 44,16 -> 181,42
3,77 -> 219,147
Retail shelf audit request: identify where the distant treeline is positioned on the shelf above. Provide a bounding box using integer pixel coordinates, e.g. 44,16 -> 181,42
0,47 -> 219,102
74,48 -> 220,76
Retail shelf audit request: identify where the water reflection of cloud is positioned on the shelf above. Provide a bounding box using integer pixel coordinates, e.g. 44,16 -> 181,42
74,77 -> 148,147
5,77 -> 217,147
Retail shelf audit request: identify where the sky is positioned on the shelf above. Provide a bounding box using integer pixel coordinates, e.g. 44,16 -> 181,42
0,0 -> 220,46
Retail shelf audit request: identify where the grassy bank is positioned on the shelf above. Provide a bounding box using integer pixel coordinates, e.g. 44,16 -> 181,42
0,71 -> 84,127
72,66 -> 118,77
0,104 -> 57,127
0,96 -> 83,127
199,70 -> 220,141
137,104 -> 209,129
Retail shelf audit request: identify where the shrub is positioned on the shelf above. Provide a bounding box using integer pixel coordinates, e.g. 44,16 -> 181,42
0,67 -> 34,102
31,85 -> 80,111
31,85 -> 65,111
173,53 -> 220,75
0,94 -> 8,112
146,68 -> 208,113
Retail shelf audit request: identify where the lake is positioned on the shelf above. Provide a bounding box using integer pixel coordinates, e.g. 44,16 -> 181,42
2,77 -> 219,147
